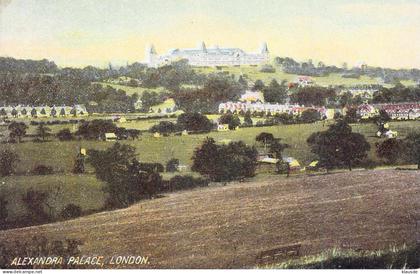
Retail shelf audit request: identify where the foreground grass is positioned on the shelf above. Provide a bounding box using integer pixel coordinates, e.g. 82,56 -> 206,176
0,169 -> 418,268
266,245 -> 419,269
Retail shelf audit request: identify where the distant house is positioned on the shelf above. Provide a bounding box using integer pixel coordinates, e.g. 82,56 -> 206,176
294,76 -> 314,87
282,157 -> 301,170
258,156 -> 280,164
104,133 -> 117,141
357,104 -> 378,119
177,165 -> 188,172
240,90 -> 264,103
217,124 -> 229,131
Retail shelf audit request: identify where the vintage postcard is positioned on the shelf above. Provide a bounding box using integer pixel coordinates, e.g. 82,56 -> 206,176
0,0 -> 419,271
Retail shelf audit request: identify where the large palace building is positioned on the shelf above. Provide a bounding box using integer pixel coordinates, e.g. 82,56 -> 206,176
146,42 -> 269,67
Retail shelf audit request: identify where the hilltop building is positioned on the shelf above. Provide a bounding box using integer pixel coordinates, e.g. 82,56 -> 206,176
146,42 -> 269,67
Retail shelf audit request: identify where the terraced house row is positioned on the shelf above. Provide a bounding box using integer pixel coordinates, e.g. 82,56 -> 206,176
358,103 -> 420,120
0,105 -> 88,118
218,101 -> 333,119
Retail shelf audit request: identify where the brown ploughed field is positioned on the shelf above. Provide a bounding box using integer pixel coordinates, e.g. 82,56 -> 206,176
1,169 -> 419,268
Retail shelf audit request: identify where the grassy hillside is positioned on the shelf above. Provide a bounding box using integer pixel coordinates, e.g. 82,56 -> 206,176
0,169 -> 418,268
194,65 -> 418,87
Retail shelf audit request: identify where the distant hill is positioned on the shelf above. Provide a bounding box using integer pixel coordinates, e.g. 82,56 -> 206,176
0,57 -> 58,74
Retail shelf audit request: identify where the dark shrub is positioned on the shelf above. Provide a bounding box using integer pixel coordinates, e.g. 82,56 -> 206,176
32,165 -> 54,175
138,163 -> 164,173
168,175 -> 209,191
21,189 -> 50,223
177,112 -> 214,132
259,64 -> 276,73
149,121 -> 178,134
0,149 -> 19,177
299,109 -> 321,123
61,204 -> 82,219
376,139 -> 404,164
166,158 -> 179,172
57,128 -> 73,141
192,138 -> 258,182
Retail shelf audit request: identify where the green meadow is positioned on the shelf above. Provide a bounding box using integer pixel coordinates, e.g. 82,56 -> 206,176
0,174 -> 106,221
1,119 -> 418,225
2,120 -> 418,175
194,65 -> 418,87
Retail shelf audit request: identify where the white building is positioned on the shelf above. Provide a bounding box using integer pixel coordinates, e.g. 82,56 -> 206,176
218,101 -> 328,117
146,42 -> 269,67
239,90 -> 265,103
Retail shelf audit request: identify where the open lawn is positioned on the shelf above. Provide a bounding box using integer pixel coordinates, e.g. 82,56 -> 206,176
1,120 -> 419,174
0,174 -> 106,221
0,169 -> 418,268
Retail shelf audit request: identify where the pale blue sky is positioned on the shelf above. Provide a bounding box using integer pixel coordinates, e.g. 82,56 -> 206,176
1,0 -> 419,68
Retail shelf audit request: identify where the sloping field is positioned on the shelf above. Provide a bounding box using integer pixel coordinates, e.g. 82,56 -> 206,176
1,170 -> 419,268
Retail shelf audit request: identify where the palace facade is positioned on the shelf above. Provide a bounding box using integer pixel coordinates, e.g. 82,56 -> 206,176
146,42 -> 269,67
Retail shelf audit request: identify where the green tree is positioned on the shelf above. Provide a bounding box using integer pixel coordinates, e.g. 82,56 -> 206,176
373,109 -> 391,125
21,189 -> 50,223
166,158 -> 180,172
149,121 -> 178,134
8,122 -> 27,143
36,124 -> 52,141
57,128 -> 73,141
50,108 -> 57,117
0,149 -> 19,177
88,143 -> 137,207
31,108 -> 37,117
256,132 -> 275,146
219,112 -> 241,130
253,79 -> 265,91
404,132 -> 420,169
262,79 -> 287,104
192,138 -> 258,181
344,107 -> 360,123
243,110 -> 253,126
307,120 -> 370,171
300,109 -> 321,123
376,138 -> 403,164
88,143 -> 162,207
177,112 -> 214,132
76,119 -> 117,140
127,129 -> 141,140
